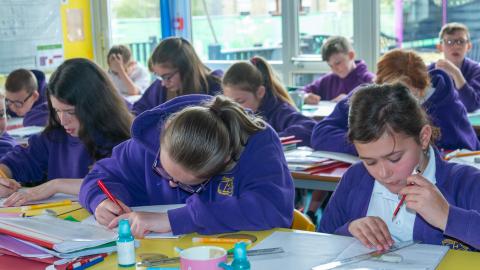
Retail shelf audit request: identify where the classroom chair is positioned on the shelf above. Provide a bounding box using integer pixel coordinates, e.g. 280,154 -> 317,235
291,209 -> 316,232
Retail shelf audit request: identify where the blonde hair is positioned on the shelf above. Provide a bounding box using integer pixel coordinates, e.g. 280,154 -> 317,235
222,56 -> 295,107
161,95 -> 266,178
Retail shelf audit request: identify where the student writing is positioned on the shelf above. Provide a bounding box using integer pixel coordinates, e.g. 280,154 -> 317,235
222,56 -> 316,146
320,83 -> 480,251
80,94 -> 294,237
0,59 -> 132,206
303,36 -> 374,104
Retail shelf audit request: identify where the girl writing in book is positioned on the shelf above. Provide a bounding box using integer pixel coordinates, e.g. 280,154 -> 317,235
132,37 -> 223,115
222,56 -> 316,146
320,83 -> 480,251
0,58 -> 132,205
80,94 -> 294,237
311,49 -> 480,155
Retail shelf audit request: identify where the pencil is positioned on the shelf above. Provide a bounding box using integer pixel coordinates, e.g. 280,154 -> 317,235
0,169 -> 8,179
192,237 -> 251,244
444,150 -> 480,161
20,199 -> 72,211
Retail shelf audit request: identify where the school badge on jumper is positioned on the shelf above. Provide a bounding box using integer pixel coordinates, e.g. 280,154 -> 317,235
217,176 -> 234,196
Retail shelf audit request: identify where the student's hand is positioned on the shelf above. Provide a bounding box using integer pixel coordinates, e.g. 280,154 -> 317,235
109,54 -> 125,74
348,216 -> 394,250
304,93 -> 321,105
399,174 -> 449,231
2,180 -> 58,207
94,199 -> 131,226
435,59 -> 466,89
331,93 -> 347,103
108,211 -> 172,238
0,177 -> 21,198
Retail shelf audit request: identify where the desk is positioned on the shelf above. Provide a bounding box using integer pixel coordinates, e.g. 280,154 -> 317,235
1,205 -> 479,269
292,171 -> 342,191
301,101 -> 336,121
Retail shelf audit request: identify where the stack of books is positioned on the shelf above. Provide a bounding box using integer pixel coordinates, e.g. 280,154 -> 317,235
280,135 -> 302,152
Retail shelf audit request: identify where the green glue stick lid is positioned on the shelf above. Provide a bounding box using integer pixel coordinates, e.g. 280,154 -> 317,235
118,219 -> 134,241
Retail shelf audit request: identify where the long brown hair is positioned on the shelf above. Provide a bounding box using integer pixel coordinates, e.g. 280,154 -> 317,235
222,56 -> 295,107
161,95 -> 266,178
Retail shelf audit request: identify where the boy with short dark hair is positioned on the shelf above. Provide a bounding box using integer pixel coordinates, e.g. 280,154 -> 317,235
429,22 -> 480,112
5,69 -> 48,126
303,36 -> 374,104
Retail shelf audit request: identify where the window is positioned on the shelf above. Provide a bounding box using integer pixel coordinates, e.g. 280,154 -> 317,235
191,0 -> 283,61
109,0 -> 161,67
380,0 -> 480,63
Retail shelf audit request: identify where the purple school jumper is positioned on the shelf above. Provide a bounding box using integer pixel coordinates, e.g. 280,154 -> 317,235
132,70 -> 223,115
303,60 -> 374,100
429,57 -> 480,112
0,129 -> 120,183
80,94 -> 295,235
7,70 -> 48,127
320,148 -> 480,250
257,90 -> 316,146
311,69 -> 480,155
0,133 -> 16,157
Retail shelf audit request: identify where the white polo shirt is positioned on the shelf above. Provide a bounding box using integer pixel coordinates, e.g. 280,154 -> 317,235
366,146 -> 436,242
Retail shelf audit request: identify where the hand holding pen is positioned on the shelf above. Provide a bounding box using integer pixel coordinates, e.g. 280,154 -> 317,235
94,180 -> 131,226
0,169 -> 20,198
398,173 -> 450,231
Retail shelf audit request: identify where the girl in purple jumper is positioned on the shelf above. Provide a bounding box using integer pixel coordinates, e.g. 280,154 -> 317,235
0,59 -> 132,206
132,37 -> 222,115
320,83 -> 480,251
222,56 -> 316,146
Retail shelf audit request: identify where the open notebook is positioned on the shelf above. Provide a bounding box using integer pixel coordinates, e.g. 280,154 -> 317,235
0,215 -> 117,254
81,204 -> 186,239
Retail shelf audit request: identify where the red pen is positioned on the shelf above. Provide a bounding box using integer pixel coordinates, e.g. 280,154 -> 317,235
97,179 -> 126,214
392,168 -> 421,221
66,254 -> 106,270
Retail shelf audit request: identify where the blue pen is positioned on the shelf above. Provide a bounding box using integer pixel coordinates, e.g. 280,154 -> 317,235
73,256 -> 104,270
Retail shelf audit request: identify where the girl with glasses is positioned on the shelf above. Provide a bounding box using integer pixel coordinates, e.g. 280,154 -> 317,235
80,94 -> 294,238
132,37 -> 223,115
0,58 -> 133,205
320,83 -> 480,251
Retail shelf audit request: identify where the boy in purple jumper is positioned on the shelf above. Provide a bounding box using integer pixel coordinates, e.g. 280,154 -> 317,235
222,56 -> 316,146
5,69 -> 49,126
133,37 -> 222,115
303,36 -> 374,104
312,49 -> 480,155
80,95 -> 294,237
320,83 -> 480,251
429,22 -> 480,112
0,59 -> 132,205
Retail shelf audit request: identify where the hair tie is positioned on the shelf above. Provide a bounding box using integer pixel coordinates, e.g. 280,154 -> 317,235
209,106 -> 220,116
250,57 -> 257,66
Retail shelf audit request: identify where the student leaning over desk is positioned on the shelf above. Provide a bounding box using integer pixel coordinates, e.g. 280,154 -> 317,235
80,94 -> 294,237
5,69 -> 49,127
222,56 -> 316,147
311,49 -> 480,155
0,58 -> 132,204
429,22 -> 480,112
320,83 -> 480,251
132,37 -> 223,115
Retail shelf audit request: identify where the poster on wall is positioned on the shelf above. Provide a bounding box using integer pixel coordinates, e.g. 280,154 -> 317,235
0,0 -> 63,73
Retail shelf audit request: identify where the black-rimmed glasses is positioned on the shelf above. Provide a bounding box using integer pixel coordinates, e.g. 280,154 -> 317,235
5,92 -> 34,109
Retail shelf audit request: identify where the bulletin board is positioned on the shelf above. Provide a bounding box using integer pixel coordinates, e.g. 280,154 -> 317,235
0,0 -> 64,73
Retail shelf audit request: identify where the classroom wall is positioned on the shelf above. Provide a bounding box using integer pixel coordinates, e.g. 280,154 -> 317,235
60,0 -> 94,60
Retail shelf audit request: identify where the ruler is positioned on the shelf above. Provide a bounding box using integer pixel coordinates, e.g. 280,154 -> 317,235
311,240 -> 419,270
137,247 -> 284,267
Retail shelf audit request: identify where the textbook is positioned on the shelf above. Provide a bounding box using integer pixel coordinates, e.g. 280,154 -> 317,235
0,215 -> 117,253
8,126 -> 44,139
